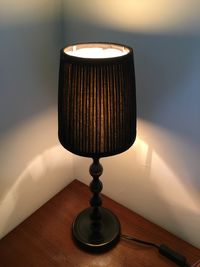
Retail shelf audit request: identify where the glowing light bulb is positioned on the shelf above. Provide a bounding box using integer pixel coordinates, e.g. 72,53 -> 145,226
64,44 -> 129,59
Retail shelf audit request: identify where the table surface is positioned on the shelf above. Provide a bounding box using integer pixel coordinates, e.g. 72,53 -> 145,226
0,179 -> 199,267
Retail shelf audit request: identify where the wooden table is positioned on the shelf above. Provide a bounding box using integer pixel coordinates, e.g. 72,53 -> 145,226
0,180 -> 199,267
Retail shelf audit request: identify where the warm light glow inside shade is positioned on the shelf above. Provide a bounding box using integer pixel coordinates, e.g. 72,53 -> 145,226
64,43 -> 129,58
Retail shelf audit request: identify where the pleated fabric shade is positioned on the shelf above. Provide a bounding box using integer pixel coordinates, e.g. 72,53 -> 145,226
58,43 -> 136,158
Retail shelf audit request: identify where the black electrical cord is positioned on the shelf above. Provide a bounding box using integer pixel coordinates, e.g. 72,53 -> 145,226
121,234 -> 159,249
121,234 -> 192,267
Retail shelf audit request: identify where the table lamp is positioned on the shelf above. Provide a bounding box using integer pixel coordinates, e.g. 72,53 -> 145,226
58,42 -> 136,252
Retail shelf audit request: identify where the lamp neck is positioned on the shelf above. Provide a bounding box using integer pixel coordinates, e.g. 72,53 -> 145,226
89,158 -> 103,221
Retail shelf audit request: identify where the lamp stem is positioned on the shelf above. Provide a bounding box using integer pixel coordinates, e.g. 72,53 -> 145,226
72,156 -> 120,251
89,158 -> 103,221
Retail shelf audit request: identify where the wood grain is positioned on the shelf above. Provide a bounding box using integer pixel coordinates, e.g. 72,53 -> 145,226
0,180 -> 199,267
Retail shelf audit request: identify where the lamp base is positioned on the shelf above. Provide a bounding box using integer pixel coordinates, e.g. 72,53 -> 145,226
72,207 -> 120,253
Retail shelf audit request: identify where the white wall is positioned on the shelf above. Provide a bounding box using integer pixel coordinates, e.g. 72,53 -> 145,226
63,0 -> 200,248
0,0 -> 74,238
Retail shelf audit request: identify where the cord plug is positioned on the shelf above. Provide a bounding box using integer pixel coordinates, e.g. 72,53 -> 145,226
121,234 -> 192,267
159,244 -> 189,267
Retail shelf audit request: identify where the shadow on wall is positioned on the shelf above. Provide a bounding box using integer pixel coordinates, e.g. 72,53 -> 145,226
0,14 -> 62,137
0,144 -> 74,239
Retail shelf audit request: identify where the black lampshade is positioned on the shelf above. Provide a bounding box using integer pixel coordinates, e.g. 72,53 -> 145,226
58,42 -> 136,158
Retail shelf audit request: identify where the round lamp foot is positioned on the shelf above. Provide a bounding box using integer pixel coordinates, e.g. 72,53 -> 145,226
72,207 -> 120,253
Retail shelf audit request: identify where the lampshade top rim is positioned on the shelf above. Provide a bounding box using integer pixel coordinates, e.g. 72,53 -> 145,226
63,42 -> 131,59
